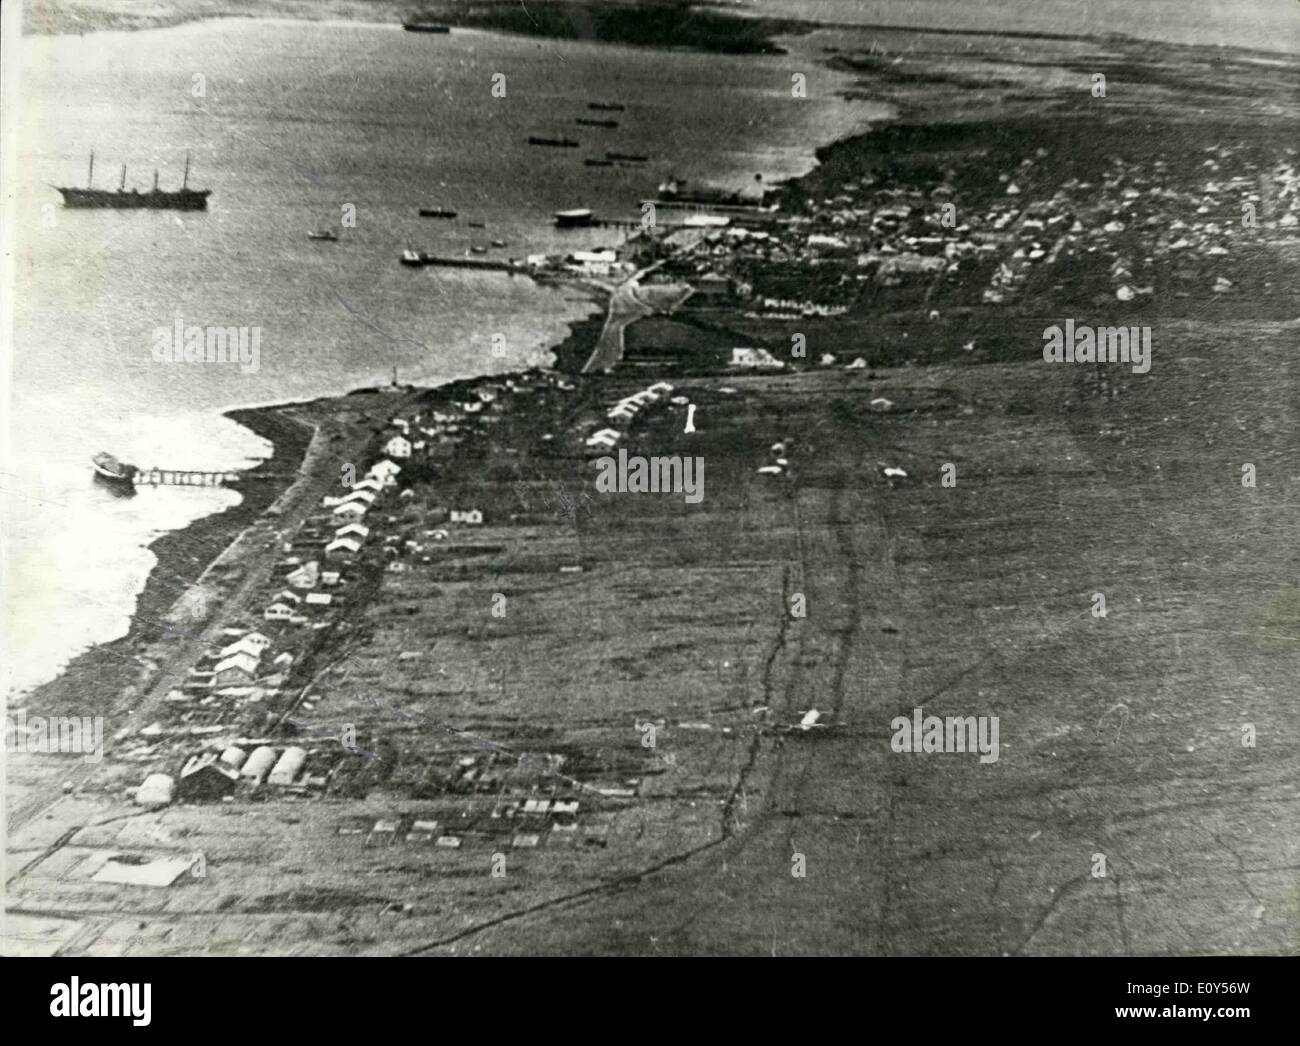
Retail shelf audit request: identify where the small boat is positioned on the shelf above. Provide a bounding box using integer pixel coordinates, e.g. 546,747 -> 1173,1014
403,22 -> 450,33
490,239 -> 507,248
307,230 -> 338,241
401,249 -> 426,266
607,151 -> 648,163
419,207 -> 457,219
92,451 -> 137,487
576,118 -> 618,128
554,208 -> 593,228
470,245 -> 488,255
584,158 -> 615,167
467,220 -> 486,228
529,136 -> 580,148
588,102 -> 626,111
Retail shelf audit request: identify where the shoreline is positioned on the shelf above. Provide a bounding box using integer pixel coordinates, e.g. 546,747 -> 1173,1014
8,10 -> 1299,957
20,1 -> 802,52
12,304 -> 605,715
12,401 -> 314,714
15,9 -> 1286,713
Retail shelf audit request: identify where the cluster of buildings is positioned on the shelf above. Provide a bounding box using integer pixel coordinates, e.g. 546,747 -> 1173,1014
658,139 -> 1298,324
124,372 -> 589,810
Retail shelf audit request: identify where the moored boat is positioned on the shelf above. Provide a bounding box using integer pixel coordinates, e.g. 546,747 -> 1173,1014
92,452 -> 137,487
554,208 -> 593,228
55,152 -> 210,210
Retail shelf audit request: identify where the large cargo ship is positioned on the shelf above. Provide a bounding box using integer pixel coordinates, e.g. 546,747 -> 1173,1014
55,153 -> 210,210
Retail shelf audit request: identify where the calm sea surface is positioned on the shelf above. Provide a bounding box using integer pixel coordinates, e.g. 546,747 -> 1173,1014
5,19 -> 888,696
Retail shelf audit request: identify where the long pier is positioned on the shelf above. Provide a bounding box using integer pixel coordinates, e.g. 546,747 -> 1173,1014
134,468 -> 245,487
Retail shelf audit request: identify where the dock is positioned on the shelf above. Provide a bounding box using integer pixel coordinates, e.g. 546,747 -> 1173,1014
401,252 -> 527,273
134,469 -> 244,487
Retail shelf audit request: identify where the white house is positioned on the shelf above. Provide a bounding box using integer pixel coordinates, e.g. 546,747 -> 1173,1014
264,603 -> 295,622
384,435 -> 412,459
341,489 -> 377,506
321,570 -> 342,587
368,460 -> 402,487
286,561 -> 319,590
219,636 -> 268,661
334,523 -> 370,540
305,592 -> 333,607
212,652 -> 260,687
333,501 -> 368,519
731,347 -> 784,369
275,589 -> 303,605
450,509 -> 483,525
325,537 -> 362,559
220,631 -> 271,658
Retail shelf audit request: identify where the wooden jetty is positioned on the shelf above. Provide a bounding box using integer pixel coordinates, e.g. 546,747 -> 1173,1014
134,468 -> 246,487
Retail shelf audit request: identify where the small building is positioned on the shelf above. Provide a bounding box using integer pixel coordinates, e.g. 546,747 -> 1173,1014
730,347 -> 784,369
342,489 -> 377,506
450,509 -> 483,525
286,561 -> 320,590
219,745 -> 247,769
325,537 -> 362,560
384,435 -> 413,459
321,570 -> 342,587
268,746 -> 308,787
332,501 -> 368,519
212,652 -> 260,688
240,746 -> 278,784
177,753 -> 240,801
334,523 -> 369,540
264,603 -> 295,622
135,773 -> 175,809
305,592 -> 333,607
219,635 -> 268,661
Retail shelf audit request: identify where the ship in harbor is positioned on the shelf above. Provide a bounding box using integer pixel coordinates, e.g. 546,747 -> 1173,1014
402,21 -> 451,33
554,208 -> 594,228
55,152 -> 210,210
606,151 -> 649,163
92,452 -> 137,489
529,136 -> 580,148
576,118 -> 618,128
418,206 -> 458,219
588,102 -> 626,111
